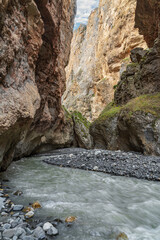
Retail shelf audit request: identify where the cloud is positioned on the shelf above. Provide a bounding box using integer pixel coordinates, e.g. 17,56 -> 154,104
74,0 -> 99,29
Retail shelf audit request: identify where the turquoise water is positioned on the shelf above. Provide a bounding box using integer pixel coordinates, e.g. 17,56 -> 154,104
1,155 -> 160,240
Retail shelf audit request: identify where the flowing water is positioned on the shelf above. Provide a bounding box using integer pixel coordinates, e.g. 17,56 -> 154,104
1,154 -> 160,240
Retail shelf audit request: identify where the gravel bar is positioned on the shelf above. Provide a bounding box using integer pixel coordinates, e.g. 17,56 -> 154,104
42,148 -> 160,181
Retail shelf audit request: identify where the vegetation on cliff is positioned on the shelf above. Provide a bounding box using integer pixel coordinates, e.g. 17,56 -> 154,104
93,93 -> 160,125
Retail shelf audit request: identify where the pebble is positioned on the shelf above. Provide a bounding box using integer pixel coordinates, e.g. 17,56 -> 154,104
22,236 -> 35,240
47,226 -> 58,236
43,222 -> 59,236
43,222 -> 53,231
3,223 -> 11,229
33,226 -> 45,239
15,227 -> 26,237
1,212 -> 8,216
13,236 -> 18,240
25,211 -> 34,219
3,228 -> 16,238
13,205 -> 24,211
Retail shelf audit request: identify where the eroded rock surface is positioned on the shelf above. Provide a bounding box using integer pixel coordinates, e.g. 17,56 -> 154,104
0,0 -> 76,170
63,0 -> 147,121
135,0 -> 160,47
90,42 -> 160,155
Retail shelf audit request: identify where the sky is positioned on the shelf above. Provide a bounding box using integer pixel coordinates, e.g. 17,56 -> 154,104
74,0 -> 99,29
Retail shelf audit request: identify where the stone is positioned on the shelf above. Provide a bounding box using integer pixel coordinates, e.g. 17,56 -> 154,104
43,222 -> 58,236
13,190 -> 23,196
12,212 -> 20,217
65,216 -> 77,223
43,222 -> 53,232
116,232 -> 128,240
93,166 -> 98,171
25,211 -> 34,219
32,201 -> 41,209
130,48 -> 147,63
33,226 -> 45,240
13,236 -> 18,240
25,227 -> 33,235
3,223 -> 11,229
47,226 -> 58,236
3,228 -> 16,238
13,205 -> 24,211
1,212 -> 8,216
15,227 -> 26,237
22,236 -> 35,240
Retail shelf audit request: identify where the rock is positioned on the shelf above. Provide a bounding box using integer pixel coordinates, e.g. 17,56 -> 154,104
11,219 -> 20,228
91,36 -> 160,156
47,226 -> 58,236
93,166 -> 99,171
22,236 -> 35,240
3,228 -> 16,238
65,216 -> 77,223
3,223 -> 11,229
63,0 -> 146,121
0,0 -> 76,171
1,212 -> 8,216
33,226 -> 45,240
15,227 -> 26,237
13,236 -> 18,240
116,232 -> 128,240
13,205 -> 24,211
32,201 -> 41,209
23,207 -> 34,213
13,190 -> 23,196
72,111 -> 93,149
25,227 -> 33,235
43,222 -> 58,236
12,212 -> 20,217
135,0 -> 159,47
43,222 -> 53,232
25,211 -> 34,219
130,48 -> 147,63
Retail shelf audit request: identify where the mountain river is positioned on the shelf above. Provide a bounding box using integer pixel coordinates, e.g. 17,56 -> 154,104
1,151 -> 160,240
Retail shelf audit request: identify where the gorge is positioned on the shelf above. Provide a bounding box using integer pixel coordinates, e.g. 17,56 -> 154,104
0,0 -> 160,239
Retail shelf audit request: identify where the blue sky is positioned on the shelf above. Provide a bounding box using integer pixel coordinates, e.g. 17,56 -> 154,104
74,0 -> 99,29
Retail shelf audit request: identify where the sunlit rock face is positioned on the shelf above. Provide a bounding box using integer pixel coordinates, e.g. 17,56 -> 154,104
90,0 -> 160,155
63,0 -> 147,121
0,0 -> 76,170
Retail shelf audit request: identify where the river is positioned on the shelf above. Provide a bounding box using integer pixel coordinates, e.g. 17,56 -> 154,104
1,152 -> 160,240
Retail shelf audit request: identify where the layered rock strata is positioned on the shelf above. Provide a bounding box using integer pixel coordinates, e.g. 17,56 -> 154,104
0,0 -> 76,170
90,39 -> 160,155
63,0 -> 147,121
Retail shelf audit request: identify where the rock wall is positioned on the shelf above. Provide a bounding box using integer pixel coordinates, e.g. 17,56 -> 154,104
63,0 -> 147,121
135,0 -> 160,47
90,0 -> 160,155
0,0 -> 76,170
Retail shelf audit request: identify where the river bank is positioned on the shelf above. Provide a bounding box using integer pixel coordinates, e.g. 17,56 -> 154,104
42,148 -> 160,181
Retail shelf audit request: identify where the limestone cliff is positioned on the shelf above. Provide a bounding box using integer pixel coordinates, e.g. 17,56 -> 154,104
0,0 -> 76,170
90,0 -> 160,155
63,0 -> 147,121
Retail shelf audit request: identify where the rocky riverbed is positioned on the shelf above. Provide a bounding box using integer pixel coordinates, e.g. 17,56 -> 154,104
0,182 -> 62,240
42,148 -> 160,181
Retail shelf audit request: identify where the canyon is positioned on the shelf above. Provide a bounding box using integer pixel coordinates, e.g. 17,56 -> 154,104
90,0 -> 160,155
63,0 -> 147,121
0,0 -> 160,172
